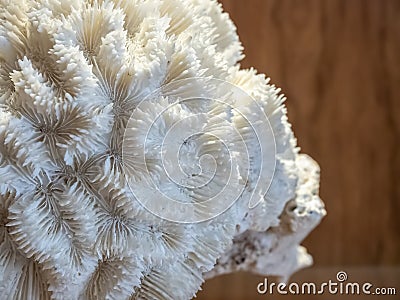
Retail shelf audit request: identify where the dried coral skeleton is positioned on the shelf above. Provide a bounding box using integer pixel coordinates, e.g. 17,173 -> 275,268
0,0 -> 325,299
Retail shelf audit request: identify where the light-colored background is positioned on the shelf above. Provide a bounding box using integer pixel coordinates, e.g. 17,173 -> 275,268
198,0 -> 400,299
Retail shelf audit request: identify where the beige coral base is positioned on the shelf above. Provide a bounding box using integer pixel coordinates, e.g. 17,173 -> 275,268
206,154 -> 326,281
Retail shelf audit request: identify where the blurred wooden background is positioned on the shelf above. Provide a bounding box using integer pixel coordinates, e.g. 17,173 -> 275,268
198,0 -> 400,299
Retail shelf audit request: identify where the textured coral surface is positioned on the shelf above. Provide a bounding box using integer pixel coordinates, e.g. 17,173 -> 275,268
0,0 -> 325,299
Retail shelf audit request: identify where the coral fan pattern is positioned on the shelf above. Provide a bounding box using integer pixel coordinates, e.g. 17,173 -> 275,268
0,0 -> 325,299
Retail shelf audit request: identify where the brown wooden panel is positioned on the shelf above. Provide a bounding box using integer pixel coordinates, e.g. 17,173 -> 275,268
198,0 -> 400,299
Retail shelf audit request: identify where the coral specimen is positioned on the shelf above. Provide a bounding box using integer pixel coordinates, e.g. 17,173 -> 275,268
0,0 -> 325,299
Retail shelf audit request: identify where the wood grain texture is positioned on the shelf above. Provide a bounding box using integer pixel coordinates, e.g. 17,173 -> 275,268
198,0 -> 400,299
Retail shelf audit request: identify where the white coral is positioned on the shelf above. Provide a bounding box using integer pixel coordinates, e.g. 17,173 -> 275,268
0,0 -> 325,299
